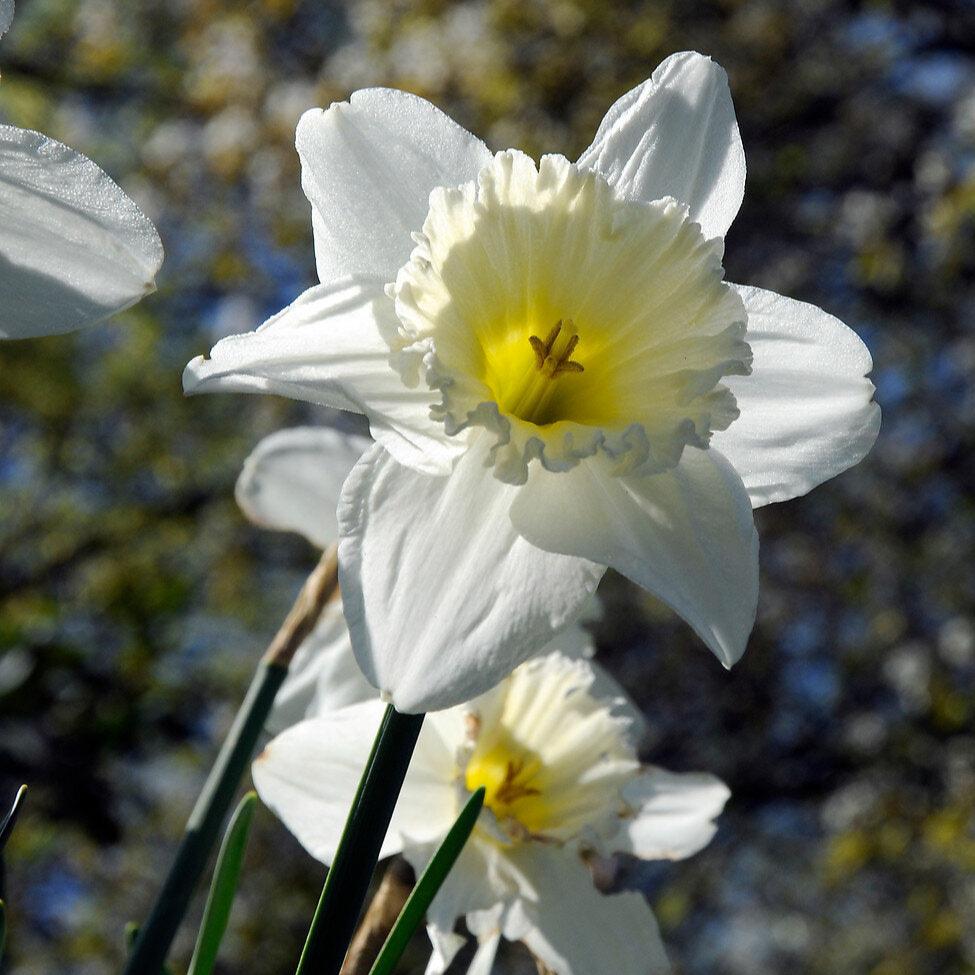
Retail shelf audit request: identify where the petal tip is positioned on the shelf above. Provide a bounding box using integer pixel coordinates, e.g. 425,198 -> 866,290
181,355 -> 210,395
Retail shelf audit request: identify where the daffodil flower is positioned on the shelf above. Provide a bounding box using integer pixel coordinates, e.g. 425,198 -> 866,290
253,653 -> 729,975
235,425 -> 599,733
186,52 -> 880,712
1,0 -> 163,338
254,650 -> 729,975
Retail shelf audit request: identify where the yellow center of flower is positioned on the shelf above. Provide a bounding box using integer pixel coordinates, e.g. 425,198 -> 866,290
464,729 -> 550,840
458,655 -> 640,846
392,150 -> 751,481
490,319 -> 586,425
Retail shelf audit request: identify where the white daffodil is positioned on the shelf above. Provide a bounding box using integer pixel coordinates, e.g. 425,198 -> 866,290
255,650 -> 728,974
235,425 -> 599,733
0,1 -> 163,339
186,52 -> 880,713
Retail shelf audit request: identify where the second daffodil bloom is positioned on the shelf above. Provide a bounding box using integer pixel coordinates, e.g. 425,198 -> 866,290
1,0 -> 163,339
254,651 -> 730,975
185,52 -> 881,712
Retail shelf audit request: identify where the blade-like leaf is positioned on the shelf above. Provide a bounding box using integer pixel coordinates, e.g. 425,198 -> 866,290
294,706 -> 424,975
187,791 -> 258,975
368,787 -> 486,975
0,786 -> 27,853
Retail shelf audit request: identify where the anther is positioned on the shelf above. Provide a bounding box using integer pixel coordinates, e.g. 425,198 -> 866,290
528,319 -> 585,378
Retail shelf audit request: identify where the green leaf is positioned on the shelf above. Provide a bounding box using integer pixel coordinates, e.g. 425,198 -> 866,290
368,787 -> 486,975
295,706 -> 424,975
187,791 -> 258,975
0,786 -> 27,854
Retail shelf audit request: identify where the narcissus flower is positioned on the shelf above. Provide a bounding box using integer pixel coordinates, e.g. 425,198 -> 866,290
1,1 -> 163,338
235,425 -> 597,732
186,52 -> 880,712
254,650 -> 729,975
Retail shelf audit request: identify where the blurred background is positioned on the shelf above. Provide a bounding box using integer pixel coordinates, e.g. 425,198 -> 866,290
1,0 -> 974,972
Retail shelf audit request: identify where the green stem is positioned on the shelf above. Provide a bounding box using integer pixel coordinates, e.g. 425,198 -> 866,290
123,547 -> 338,975
122,660 -> 287,975
295,705 -> 424,975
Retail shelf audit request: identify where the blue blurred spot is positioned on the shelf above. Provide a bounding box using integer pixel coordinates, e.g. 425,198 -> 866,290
781,612 -> 826,656
842,12 -> 913,58
26,865 -> 86,934
891,54 -> 972,106
783,658 -> 840,713
873,365 -> 910,409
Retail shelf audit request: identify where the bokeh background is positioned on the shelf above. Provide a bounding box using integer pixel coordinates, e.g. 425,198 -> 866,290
1,0 -> 974,972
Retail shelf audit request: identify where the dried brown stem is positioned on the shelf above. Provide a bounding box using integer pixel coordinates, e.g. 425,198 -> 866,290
263,543 -> 340,668
340,857 -> 415,975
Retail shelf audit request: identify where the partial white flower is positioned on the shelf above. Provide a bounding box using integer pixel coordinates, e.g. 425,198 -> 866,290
1,4 -> 163,338
186,52 -> 880,712
236,425 -> 603,733
0,128 -> 164,339
236,426 -> 376,731
236,425 -> 372,550
254,651 -> 730,975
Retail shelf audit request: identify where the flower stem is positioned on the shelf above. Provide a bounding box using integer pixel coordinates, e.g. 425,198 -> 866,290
124,547 -> 339,975
123,659 -> 286,975
295,705 -> 424,975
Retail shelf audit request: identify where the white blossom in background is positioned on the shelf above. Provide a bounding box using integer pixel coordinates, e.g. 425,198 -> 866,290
254,649 -> 729,975
236,425 -> 377,730
235,426 -> 600,732
0,1 -> 163,339
186,52 -> 881,713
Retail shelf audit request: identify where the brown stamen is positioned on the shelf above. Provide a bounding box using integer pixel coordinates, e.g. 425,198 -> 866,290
528,319 -> 585,378
494,759 -> 541,805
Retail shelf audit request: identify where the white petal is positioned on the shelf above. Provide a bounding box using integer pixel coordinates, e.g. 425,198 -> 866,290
464,930 -> 501,975
510,447 -> 758,668
1,0 -> 13,37
0,125 -> 163,339
504,845 -> 670,975
541,609 -> 596,661
618,767 -> 730,861
297,89 -> 492,283
577,52 -> 744,240
415,835 -> 530,936
711,285 -> 881,506
266,599 -> 378,735
252,702 -> 457,863
236,426 -> 371,548
183,280 -> 458,475
423,927 -> 467,975
337,438 -> 605,712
